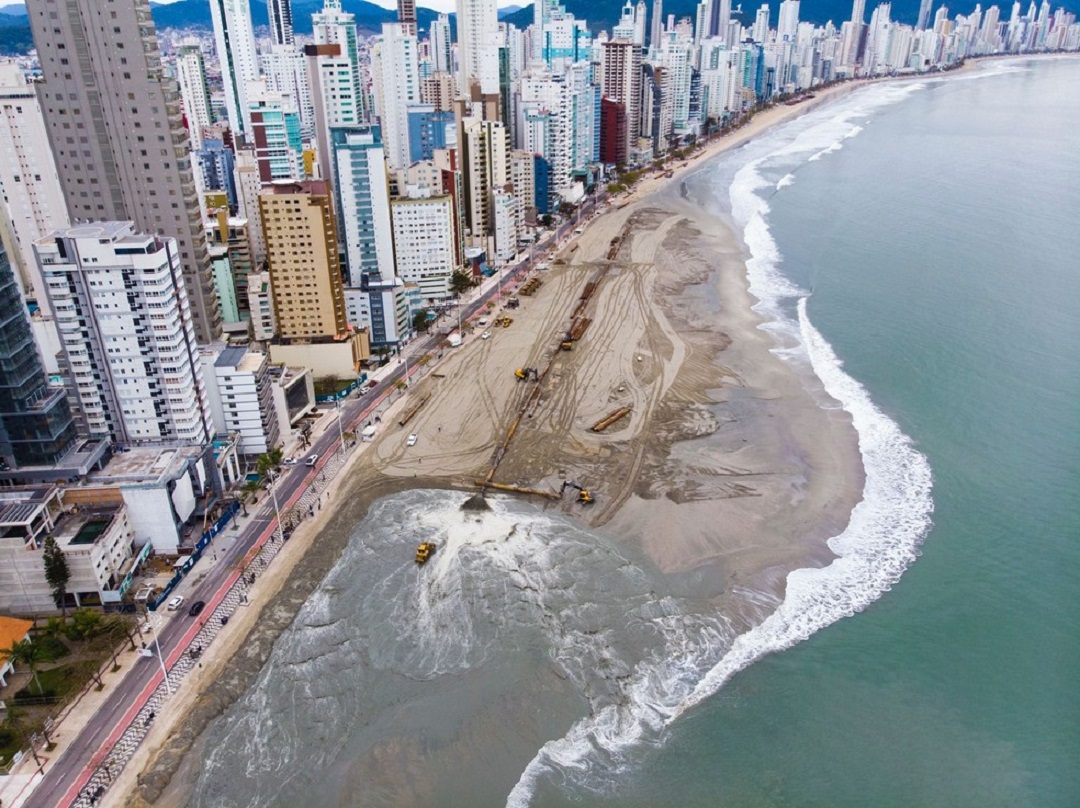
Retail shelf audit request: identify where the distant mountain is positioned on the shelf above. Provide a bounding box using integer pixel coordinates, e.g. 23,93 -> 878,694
149,0 -> 444,37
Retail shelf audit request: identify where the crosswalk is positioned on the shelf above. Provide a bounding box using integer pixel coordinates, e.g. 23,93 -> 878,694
74,441 -> 356,807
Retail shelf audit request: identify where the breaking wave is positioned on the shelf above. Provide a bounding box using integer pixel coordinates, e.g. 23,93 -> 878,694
507,81 -> 934,806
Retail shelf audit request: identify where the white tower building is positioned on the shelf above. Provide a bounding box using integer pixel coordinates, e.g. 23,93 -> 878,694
0,62 -> 69,308
209,0 -> 260,137
36,222 -> 212,446
456,0 -> 502,95
176,43 -> 214,151
373,23 -> 420,170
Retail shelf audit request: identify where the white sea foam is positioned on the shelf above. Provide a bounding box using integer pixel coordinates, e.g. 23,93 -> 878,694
776,173 -> 796,189
507,82 -> 935,808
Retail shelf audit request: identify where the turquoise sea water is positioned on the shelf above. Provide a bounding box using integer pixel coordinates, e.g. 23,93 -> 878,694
598,57 -> 1080,807
190,59 -> 1079,808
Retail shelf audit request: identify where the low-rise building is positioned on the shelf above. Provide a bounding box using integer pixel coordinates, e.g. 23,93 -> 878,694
0,486 -> 136,614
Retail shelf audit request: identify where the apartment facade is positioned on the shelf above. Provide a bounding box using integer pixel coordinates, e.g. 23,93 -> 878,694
36,222 -> 212,446
29,0 -> 222,343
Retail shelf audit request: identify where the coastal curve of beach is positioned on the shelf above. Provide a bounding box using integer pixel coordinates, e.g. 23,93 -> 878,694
114,74 -> 947,808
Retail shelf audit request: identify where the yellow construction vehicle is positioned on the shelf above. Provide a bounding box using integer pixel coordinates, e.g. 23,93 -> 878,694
514,368 -> 539,381
415,541 -> 437,564
560,340 -> 574,351
561,480 -> 595,504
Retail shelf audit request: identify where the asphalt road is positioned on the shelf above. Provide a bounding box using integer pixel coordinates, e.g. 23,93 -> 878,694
24,198 -> 599,808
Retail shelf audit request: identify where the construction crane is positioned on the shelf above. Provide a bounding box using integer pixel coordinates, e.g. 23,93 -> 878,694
561,480 -> 595,504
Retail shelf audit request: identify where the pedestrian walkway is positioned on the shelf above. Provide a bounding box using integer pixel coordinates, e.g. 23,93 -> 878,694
68,441 -> 358,807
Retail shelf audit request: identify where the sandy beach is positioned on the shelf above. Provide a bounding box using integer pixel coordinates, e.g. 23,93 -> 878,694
115,80 -> 871,808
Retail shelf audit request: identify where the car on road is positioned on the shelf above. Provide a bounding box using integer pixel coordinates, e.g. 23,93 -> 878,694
305,453 -> 319,467
283,457 -> 298,465
188,600 -> 206,617
407,434 -> 418,447
481,331 -> 491,340
166,595 -> 185,611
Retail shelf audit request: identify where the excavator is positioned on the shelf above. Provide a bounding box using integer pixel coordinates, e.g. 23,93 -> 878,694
561,480 -> 595,504
514,367 -> 540,381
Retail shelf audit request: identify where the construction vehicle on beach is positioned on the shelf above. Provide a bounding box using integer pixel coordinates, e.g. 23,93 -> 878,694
561,480 -> 595,504
514,367 -> 539,381
415,541 -> 437,564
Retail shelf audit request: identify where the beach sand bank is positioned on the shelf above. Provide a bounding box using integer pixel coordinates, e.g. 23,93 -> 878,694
117,80 -> 869,808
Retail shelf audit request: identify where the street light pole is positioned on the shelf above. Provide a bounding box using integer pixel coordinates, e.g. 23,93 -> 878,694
335,399 -> 346,454
267,470 -> 283,543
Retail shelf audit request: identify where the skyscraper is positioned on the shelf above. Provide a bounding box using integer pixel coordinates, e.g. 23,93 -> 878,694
208,0 -> 260,137
331,126 -> 395,286
397,0 -> 418,36
36,222 -> 212,446
0,238 -> 77,469
29,0 -> 222,343
176,42 -> 214,151
267,0 -> 295,46
373,23 -> 421,170
916,0 -> 934,30
456,0 -> 502,95
601,39 -> 643,164
0,62 -> 68,308
258,180 -> 349,342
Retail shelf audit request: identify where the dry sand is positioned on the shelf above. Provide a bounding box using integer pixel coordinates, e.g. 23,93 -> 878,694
119,83 -> 870,808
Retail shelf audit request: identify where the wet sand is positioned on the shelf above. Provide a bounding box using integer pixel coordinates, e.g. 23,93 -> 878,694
118,83 -> 868,808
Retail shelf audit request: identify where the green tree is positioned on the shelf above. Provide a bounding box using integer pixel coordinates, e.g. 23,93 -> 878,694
42,537 -> 70,615
450,269 -> 475,296
67,608 -> 103,642
7,638 -> 45,695
540,214 -> 554,228
412,308 -> 430,334
255,447 -> 284,478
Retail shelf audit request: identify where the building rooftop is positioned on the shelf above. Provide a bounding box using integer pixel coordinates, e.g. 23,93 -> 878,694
0,616 -> 34,664
87,445 -> 203,484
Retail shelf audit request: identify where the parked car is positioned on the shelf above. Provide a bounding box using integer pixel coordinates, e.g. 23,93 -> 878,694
305,453 -> 320,467
481,331 -> 491,340
166,596 -> 184,611
406,434 -> 418,447
188,600 -> 206,617
283,457 -> 298,465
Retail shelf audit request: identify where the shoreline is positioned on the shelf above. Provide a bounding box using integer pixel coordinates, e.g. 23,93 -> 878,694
114,61 -> 1003,806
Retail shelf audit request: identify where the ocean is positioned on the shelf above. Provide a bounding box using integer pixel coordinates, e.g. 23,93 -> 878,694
189,57 -> 1080,807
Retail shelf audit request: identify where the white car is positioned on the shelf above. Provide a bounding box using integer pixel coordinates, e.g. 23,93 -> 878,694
407,434 -> 418,447
166,595 -> 185,611
283,457 -> 298,465
481,331 -> 491,340
305,453 -> 320,467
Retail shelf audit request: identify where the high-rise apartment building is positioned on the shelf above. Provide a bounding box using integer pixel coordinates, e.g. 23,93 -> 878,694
233,149 -> 267,265
29,0 -> 222,343
390,190 -> 458,302
0,239 -> 78,469
429,14 -> 453,73
306,42 -> 365,187
258,180 -> 348,342
268,0 -> 295,46
0,62 -> 69,308
176,42 -> 214,151
248,82 -> 305,182
201,345 -> 280,455
260,45 -> 315,140
397,0 -> 418,36
601,39 -> 644,165
373,23 -> 421,170
331,127 -> 395,286
209,0 -> 260,137
456,0 -> 502,95
36,222 -> 212,446
458,116 -> 511,245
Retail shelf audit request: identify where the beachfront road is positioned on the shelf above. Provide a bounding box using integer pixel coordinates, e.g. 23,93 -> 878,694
23,197 -> 600,808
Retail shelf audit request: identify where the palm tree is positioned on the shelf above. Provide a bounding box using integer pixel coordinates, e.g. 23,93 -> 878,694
7,638 -> 45,695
